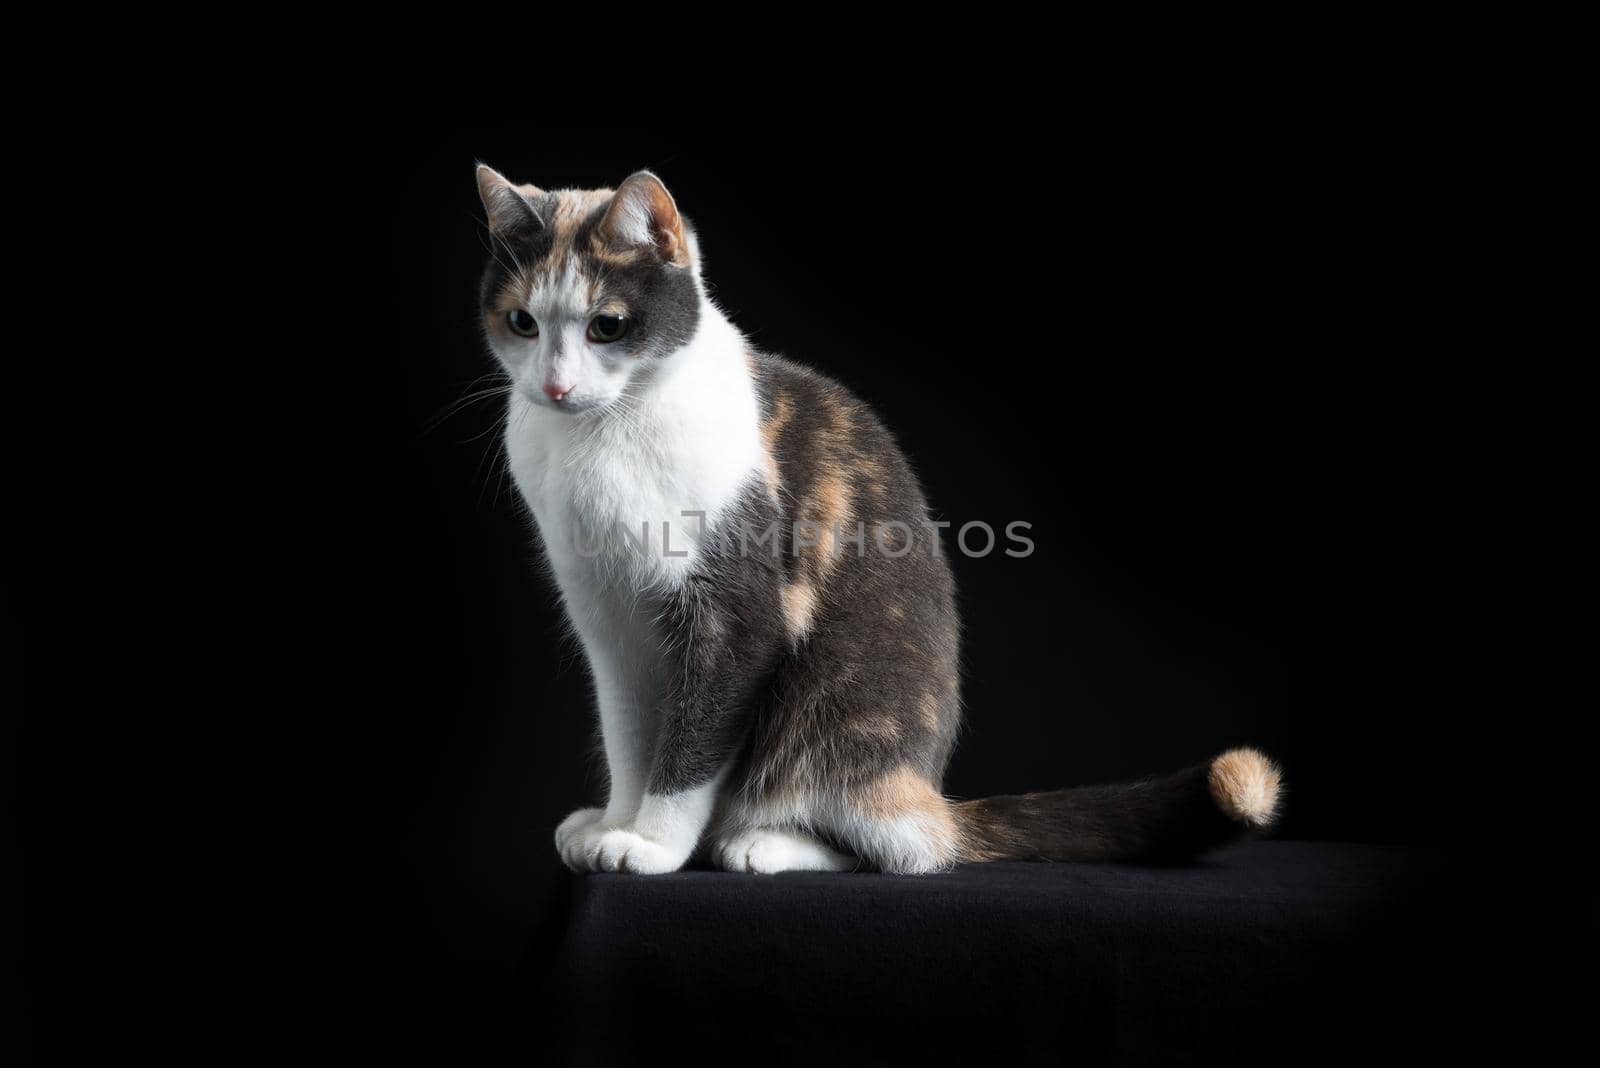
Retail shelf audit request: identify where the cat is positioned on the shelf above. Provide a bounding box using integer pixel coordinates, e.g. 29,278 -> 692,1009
473,165 -> 1282,875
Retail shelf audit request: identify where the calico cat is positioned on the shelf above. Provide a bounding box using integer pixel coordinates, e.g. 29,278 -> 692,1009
474,165 -> 1282,875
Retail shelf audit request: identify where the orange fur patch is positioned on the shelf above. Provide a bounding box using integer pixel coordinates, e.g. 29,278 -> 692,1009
760,390 -> 794,497
852,765 -> 944,820
1208,748 -> 1283,827
800,465 -> 854,574
779,581 -> 818,642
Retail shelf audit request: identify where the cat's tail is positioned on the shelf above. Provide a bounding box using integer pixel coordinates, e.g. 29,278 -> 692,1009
952,748 -> 1283,863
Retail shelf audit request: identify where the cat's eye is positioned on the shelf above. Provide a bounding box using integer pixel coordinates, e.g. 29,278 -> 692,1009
587,315 -> 630,343
507,310 -> 539,337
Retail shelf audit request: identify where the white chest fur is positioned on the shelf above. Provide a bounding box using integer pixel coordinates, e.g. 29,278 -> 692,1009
505,310 -> 763,595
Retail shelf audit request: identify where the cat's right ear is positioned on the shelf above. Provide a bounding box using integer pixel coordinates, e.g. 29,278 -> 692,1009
475,164 -> 544,235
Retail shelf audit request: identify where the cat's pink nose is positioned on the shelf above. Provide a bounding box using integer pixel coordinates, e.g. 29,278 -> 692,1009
543,382 -> 573,402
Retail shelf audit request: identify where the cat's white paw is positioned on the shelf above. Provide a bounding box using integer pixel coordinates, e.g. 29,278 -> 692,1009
554,807 -> 605,870
555,807 -> 604,847
557,811 -> 626,872
713,828 -> 855,874
588,829 -> 685,875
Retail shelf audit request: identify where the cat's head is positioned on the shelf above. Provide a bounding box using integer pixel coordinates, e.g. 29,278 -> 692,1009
474,166 -> 703,415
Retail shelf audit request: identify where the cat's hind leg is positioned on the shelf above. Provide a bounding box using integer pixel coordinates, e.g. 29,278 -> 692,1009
712,826 -> 857,874
826,769 -> 963,875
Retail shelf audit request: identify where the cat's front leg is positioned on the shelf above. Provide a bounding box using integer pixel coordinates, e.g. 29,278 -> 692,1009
553,806 -> 605,864
571,566 -> 784,875
566,676 -> 742,875
584,772 -> 730,874
556,607 -> 662,871
555,683 -> 653,871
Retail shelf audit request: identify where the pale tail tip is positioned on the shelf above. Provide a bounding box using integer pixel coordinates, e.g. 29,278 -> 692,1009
1208,747 -> 1283,828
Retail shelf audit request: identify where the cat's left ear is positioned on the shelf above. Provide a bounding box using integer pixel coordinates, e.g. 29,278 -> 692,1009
476,164 -> 544,235
597,172 -> 690,267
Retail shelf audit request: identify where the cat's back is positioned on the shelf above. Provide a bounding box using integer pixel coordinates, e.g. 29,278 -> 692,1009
748,350 -> 955,667
749,351 -> 933,530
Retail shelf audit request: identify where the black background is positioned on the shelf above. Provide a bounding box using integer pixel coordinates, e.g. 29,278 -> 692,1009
335,120 -> 1469,1048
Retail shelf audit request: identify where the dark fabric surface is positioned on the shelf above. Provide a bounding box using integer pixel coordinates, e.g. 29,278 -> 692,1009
534,841 -> 1469,1065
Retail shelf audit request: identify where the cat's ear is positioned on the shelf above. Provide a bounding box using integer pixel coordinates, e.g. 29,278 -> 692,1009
597,171 -> 689,266
475,164 -> 544,235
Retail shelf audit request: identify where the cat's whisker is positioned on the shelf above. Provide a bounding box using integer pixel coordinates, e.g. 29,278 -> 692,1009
423,379 -> 513,436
